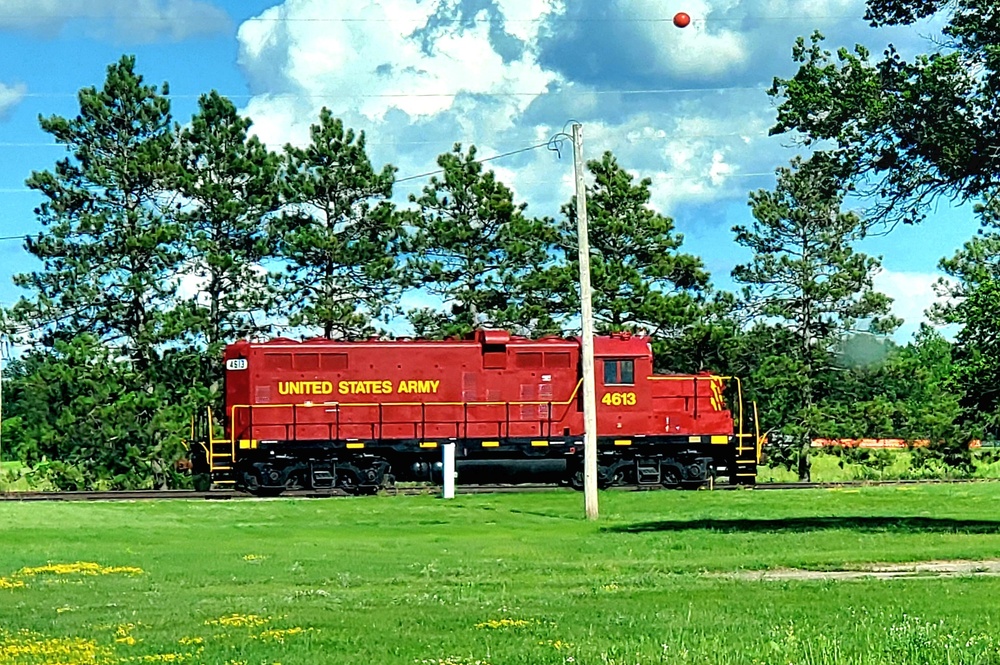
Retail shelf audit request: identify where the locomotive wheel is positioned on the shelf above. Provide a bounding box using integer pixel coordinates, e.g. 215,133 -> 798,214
336,465 -> 362,495
600,465 -> 626,489
242,470 -> 260,493
661,464 -> 683,488
241,469 -> 290,497
568,468 -> 617,490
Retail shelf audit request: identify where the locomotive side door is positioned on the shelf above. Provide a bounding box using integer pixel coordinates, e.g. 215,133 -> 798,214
597,357 -> 650,438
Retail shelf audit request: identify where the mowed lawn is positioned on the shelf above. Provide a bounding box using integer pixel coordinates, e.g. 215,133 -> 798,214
4,486 -> 1000,664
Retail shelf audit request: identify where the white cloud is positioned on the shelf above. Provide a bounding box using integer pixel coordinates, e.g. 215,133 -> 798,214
0,83 -> 27,120
873,268 -> 958,341
0,0 -> 229,42
756,0 -> 863,18
238,0 -> 559,125
635,0 -> 751,78
495,0 -> 564,41
232,0 -> 914,225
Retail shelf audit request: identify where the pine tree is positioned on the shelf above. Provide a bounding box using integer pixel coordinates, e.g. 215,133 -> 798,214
273,109 -> 401,339
930,197 -> 1000,439
3,56 -> 191,489
555,151 -> 712,344
175,91 -> 282,349
9,55 -> 181,370
732,156 -> 899,479
405,144 -> 560,338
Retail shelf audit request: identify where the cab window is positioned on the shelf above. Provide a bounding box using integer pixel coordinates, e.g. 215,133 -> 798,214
603,359 -> 635,385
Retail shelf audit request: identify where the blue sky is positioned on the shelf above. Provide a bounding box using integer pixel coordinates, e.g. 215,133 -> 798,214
0,0 -> 983,341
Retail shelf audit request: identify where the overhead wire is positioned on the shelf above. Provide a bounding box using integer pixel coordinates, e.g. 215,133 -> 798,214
16,86 -> 771,100
0,131 -> 776,150
0,9 -> 803,239
0,13 -> 862,24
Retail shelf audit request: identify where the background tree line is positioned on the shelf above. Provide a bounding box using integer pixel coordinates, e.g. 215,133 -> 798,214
2,0 -> 998,491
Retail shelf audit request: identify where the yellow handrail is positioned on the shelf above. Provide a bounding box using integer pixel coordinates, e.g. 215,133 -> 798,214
205,406 -> 234,468
753,401 -> 763,463
648,374 -> 747,451
228,379 -> 585,449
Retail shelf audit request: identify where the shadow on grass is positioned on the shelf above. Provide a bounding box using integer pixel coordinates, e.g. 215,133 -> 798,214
607,516 -> 1000,534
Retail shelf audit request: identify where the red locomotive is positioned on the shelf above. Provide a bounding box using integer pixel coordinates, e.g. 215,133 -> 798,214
190,330 -> 758,494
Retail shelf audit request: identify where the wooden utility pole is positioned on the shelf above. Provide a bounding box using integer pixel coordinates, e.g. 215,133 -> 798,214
572,123 -> 599,520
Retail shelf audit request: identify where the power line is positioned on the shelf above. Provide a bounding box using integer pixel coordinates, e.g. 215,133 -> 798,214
0,131 -> 777,150
0,147 -> 778,240
237,14 -> 855,23
0,169 -> 777,196
17,86 -> 770,101
395,140 -> 553,184
0,141 -> 557,197
0,140 -> 561,239
0,13 -> 862,24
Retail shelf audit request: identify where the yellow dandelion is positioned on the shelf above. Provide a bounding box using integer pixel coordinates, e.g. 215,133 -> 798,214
113,622 -> 142,646
17,562 -> 144,577
0,629 -> 116,665
136,653 -> 189,663
255,627 -> 306,644
474,618 -> 534,629
206,613 -> 271,628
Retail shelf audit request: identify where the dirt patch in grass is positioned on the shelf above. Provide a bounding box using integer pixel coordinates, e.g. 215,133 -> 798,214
727,559 -> 1000,581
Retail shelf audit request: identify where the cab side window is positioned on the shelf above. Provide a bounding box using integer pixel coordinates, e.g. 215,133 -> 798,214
603,359 -> 635,385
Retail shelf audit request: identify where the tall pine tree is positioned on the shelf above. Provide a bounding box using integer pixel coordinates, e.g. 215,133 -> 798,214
274,109 -> 401,339
405,144 -> 560,338
932,196 -> 1000,439
2,57 -> 191,489
9,56 -> 182,369
554,152 -> 713,352
733,156 -> 899,479
175,91 -> 282,350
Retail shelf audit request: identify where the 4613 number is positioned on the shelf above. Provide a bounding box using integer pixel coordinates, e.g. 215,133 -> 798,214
601,392 -> 636,406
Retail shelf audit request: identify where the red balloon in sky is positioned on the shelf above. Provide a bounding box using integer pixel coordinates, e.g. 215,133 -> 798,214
673,12 -> 691,28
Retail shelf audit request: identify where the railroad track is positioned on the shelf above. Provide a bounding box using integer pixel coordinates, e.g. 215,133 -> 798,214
0,478 -> 995,502
0,485 -> 563,502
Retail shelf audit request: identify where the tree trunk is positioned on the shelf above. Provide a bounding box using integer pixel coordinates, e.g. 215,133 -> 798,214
798,435 -> 811,482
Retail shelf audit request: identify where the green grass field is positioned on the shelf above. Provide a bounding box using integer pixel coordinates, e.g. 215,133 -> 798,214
4,485 -> 1000,664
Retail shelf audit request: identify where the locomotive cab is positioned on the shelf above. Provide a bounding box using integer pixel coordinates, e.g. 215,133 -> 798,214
593,333 -> 653,438
585,333 -> 754,488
